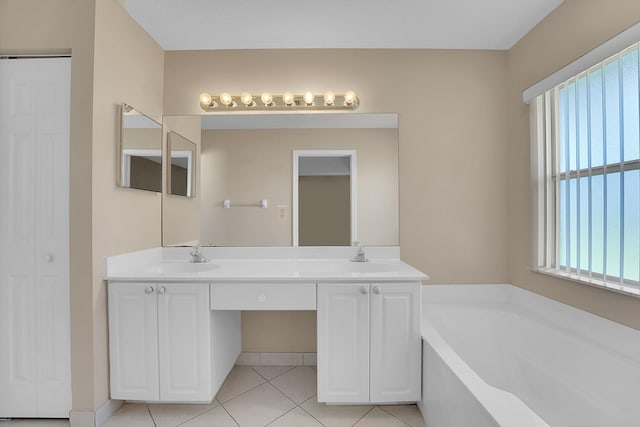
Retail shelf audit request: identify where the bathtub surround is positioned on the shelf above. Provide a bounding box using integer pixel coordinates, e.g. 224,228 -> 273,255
420,284 -> 640,426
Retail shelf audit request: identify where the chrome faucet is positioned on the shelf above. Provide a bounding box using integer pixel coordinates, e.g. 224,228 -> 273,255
190,246 -> 209,263
350,241 -> 368,262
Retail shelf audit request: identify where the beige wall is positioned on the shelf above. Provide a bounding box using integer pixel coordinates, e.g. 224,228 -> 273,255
91,0 -> 165,409
165,50 -> 509,351
164,50 -> 510,284
198,128 -> 398,247
162,115 -> 201,246
507,0 -> 640,330
2,0 -> 168,413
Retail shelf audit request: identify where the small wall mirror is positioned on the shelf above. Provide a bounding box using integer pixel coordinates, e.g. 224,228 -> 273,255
167,131 -> 196,197
119,102 -> 162,192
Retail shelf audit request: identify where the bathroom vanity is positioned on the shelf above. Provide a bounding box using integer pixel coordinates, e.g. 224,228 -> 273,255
105,246 -> 427,405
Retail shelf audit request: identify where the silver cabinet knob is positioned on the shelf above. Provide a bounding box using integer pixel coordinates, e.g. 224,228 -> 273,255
144,286 -> 154,294
158,286 -> 166,295
360,286 -> 368,295
373,286 -> 381,295
44,254 -> 54,263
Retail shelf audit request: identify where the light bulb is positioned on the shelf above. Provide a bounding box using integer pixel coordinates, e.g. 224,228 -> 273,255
240,92 -> 254,106
220,92 -> 233,106
199,92 -> 213,108
344,91 -> 357,105
324,91 -> 335,106
303,92 -> 314,106
261,93 -> 273,106
282,92 -> 295,106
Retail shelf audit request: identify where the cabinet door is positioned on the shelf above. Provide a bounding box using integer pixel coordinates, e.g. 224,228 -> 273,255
157,283 -> 212,402
317,283 -> 370,403
369,282 -> 421,403
108,282 -> 159,401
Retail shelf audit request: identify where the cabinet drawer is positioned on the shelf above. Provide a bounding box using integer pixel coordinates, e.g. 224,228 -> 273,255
210,282 -> 316,310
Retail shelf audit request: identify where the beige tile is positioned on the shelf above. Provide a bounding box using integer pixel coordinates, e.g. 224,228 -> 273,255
223,383 -> 295,427
147,402 -> 219,427
353,407 -> 408,426
0,421 -> 69,427
215,366 -> 267,403
267,407 -> 323,427
303,353 -> 317,366
260,353 -> 303,366
102,403 -> 155,427
300,395 -> 372,427
251,366 -> 295,381
236,353 -> 261,366
270,366 -> 317,404
379,404 -> 424,427
179,405 -> 238,427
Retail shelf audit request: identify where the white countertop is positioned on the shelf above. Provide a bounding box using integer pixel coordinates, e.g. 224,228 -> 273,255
105,247 -> 428,283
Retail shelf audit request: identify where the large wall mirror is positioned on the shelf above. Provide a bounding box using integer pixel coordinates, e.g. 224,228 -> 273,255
119,102 -> 163,192
161,113 -> 399,247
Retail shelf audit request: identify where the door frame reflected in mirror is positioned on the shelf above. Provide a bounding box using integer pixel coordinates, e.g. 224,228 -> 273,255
292,150 -> 357,247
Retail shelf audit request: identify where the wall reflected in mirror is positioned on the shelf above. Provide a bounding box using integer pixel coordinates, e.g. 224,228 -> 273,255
167,131 -> 196,197
119,102 -> 162,192
162,113 -> 399,247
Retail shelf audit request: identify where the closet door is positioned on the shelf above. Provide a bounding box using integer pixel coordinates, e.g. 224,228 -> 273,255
0,58 -> 71,418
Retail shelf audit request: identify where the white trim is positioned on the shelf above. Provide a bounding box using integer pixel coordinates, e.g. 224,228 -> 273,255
69,399 -> 123,427
292,150 -> 357,246
523,22 -> 640,103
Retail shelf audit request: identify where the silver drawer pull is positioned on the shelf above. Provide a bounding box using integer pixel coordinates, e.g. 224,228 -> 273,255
258,294 -> 267,302
373,286 -> 381,295
144,286 -> 154,294
360,286 -> 368,295
158,286 -> 166,295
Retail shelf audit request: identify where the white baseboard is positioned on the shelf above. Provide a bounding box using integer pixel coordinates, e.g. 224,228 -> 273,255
236,352 -> 317,366
69,399 -> 123,427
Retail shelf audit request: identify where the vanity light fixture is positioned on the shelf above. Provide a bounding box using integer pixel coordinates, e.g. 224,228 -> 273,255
198,90 -> 359,112
282,92 -> 295,106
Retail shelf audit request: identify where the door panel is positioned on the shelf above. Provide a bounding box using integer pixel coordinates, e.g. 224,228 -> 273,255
0,58 -> 70,417
108,283 -> 160,401
317,283 -> 369,403
370,283 -> 421,403
158,284 -> 212,401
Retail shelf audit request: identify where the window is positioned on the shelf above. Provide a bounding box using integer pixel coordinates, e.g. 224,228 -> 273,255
532,42 -> 640,296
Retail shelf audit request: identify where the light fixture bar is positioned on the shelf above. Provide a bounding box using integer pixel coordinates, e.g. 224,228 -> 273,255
199,91 -> 359,112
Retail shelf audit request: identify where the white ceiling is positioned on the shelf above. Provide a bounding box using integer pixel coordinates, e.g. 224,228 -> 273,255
124,0 -> 563,51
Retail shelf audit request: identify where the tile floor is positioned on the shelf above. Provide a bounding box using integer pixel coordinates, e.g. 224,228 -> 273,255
0,366 -> 424,427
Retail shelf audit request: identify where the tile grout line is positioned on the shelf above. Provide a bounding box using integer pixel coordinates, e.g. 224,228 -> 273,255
173,400 -> 224,427
296,395 -> 328,427
145,403 -> 158,427
376,406 -> 413,427
219,403 -> 241,427
351,406 -> 375,427
249,365 -> 297,382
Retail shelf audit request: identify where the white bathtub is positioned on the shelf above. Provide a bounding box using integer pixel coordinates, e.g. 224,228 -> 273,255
419,285 -> 640,427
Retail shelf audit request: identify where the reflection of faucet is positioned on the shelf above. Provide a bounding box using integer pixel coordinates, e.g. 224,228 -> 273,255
190,246 -> 209,263
350,241 -> 368,262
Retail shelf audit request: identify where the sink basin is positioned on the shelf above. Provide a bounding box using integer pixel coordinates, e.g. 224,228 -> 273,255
146,262 -> 219,274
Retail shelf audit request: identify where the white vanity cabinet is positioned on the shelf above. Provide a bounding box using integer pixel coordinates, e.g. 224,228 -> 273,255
108,282 -> 213,402
317,282 -> 421,404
